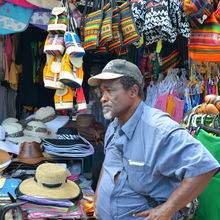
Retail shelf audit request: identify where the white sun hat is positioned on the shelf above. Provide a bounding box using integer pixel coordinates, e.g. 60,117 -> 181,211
2,122 -> 41,147
23,120 -> 56,139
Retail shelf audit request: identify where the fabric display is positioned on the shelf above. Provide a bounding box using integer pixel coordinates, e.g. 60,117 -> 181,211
183,112 -> 220,220
188,4 -> 220,62
0,2 -> 33,35
42,0 -> 87,112
42,127 -> 94,157
179,0 -> 213,28
5,0 -> 39,9
131,0 -> 190,45
80,0 -> 139,54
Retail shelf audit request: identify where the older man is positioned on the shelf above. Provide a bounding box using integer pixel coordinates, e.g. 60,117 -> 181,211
88,59 -> 219,220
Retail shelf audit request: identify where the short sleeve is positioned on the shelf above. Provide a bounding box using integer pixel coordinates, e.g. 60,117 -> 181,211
158,127 -> 220,180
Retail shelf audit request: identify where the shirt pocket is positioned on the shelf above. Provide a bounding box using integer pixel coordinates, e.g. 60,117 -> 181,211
126,162 -> 152,195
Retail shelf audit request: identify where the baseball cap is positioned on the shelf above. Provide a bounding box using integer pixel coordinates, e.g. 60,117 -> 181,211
88,59 -> 143,86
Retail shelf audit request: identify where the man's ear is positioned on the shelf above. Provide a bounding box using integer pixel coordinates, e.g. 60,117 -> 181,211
129,84 -> 139,97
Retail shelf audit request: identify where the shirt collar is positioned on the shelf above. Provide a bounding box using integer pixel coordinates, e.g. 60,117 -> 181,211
121,101 -> 144,140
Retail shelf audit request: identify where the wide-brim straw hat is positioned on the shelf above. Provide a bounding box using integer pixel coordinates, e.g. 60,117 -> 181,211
17,163 -> 81,200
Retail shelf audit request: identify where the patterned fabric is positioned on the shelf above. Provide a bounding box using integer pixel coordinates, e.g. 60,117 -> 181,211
0,2 -> 33,35
188,13 -> 220,62
131,0 -> 190,45
99,2 -> 113,46
108,6 -> 123,52
179,0 -> 213,28
119,0 -> 140,46
48,8 -> 68,35
83,7 -> 103,50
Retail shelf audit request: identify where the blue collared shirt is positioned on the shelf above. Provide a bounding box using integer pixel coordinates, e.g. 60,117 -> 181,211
96,101 -> 220,220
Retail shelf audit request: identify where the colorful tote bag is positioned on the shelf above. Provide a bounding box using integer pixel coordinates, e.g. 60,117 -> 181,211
118,0 -> 140,46
0,2 -> 33,35
108,1 -> 123,52
188,8 -> 220,62
179,0 -> 213,28
81,0 -> 104,50
99,0 -> 113,46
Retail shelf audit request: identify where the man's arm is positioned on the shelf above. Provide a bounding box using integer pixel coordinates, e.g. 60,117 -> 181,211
93,164 -> 104,219
133,168 -> 219,220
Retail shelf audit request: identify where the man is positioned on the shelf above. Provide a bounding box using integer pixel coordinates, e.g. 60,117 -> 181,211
88,59 -> 220,220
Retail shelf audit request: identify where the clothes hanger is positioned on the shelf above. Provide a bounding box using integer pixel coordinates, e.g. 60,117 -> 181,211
187,64 -> 204,96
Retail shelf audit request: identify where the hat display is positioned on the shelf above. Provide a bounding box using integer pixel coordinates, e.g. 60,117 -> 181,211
23,120 -> 57,139
3,122 -> 41,146
13,142 -> 49,164
0,149 -> 11,172
35,106 -> 56,123
26,106 -> 69,133
1,117 -> 19,126
17,163 -> 82,200
43,127 -> 94,157
76,114 -> 94,128
88,59 -> 144,86
0,126 -> 20,155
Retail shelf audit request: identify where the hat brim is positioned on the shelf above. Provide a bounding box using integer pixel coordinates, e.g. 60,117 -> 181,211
23,129 -> 56,140
0,140 -> 20,154
88,72 -> 123,86
18,178 -> 81,200
6,136 -> 41,146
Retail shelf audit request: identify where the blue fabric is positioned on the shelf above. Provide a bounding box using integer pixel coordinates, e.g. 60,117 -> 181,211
96,101 -> 220,220
0,2 -> 33,35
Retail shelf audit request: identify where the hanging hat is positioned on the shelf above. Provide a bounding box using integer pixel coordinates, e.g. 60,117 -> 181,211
0,149 -> 11,172
13,142 -> 49,164
3,122 -> 41,146
17,163 -> 82,200
0,126 -> 20,155
23,120 -> 56,139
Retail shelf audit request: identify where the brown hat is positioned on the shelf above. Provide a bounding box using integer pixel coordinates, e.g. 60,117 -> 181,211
13,142 -> 49,164
0,149 -> 11,172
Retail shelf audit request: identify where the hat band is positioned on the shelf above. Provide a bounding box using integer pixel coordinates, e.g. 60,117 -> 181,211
34,176 -> 67,188
41,115 -> 56,123
26,125 -> 47,133
6,131 -> 24,138
57,134 -> 80,140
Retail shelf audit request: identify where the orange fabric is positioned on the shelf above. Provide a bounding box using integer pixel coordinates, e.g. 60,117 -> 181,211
166,94 -> 175,116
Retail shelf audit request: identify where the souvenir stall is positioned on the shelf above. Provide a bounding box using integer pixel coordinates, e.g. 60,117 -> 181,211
0,0 -> 220,219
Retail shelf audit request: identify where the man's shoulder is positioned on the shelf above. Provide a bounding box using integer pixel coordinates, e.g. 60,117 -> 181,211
141,104 -> 182,132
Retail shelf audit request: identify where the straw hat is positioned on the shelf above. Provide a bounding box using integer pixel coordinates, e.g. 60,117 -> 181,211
3,122 -> 41,146
18,163 -> 81,200
13,142 -> 50,164
0,149 -> 11,172
23,120 -> 56,139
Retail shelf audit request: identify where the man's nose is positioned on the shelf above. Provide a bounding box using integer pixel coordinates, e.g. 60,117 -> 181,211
100,93 -> 109,103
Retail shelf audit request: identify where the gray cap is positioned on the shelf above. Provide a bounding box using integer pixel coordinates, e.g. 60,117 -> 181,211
88,59 -> 143,86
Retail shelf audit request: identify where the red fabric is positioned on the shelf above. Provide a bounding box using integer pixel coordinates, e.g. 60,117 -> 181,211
5,0 -> 39,9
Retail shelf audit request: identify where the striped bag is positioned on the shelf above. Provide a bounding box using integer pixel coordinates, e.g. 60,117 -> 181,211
99,1 -> 113,46
82,0 -> 104,50
188,6 -> 220,62
108,0 -> 123,52
118,0 -> 140,46
179,0 -> 213,28
47,7 -> 68,34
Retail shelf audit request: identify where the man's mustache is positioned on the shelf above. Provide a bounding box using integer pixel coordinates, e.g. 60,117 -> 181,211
102,103 -> 112,108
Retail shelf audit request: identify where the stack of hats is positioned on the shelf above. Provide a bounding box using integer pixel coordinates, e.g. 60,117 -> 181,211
25,106 -> 69,133
2,141 -> 51,179
15,163 -> 84,219
42,127 -> 94,157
